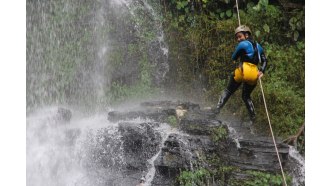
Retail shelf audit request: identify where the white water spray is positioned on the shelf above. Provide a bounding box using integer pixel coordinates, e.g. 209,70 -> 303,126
288,146 -> 305,186
227,125 -> 242,149
27,0 -> 169,110
144,123 -> 172,186
27,108 -> 126,186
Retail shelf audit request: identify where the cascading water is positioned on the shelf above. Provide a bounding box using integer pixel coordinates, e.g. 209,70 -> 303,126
227,124 -> 242,149
144,124 -> 172,186
26,107 -> 175,186
26,108 -> 125,186
115,0 -> 169,86
27,0 -> 305,185
288,146 -> 305,186
27,0 -> 170,185
221,117 -> 305,185
27,0 -> 169,112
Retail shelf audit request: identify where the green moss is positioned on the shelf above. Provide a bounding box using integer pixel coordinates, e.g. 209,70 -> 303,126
167,115 -> 178,128
163,1 -> 305,152
211,126 -> 228,142
242,170 -> 292,186
177,168 -> 212,186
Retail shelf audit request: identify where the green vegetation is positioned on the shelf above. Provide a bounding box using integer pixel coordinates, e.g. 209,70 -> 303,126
211,126 -> 228,142
167,115 -> 178,127
241,170 -> 292,186
177,165 -> 292,186
27,0 -> 304,151
161,0 -> 305,153
27,1 -> 304,185
106,47 -> 159,105
177,168 -> 211,186
27,0 -> 161,110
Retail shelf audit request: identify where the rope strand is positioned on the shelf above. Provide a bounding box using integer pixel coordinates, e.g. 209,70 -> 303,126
234,0 -> 287,185
259,78 -> 288,186
235,0 -> 241,26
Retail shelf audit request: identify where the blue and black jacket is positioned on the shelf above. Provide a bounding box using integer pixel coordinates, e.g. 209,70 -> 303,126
231,39 -> 267,73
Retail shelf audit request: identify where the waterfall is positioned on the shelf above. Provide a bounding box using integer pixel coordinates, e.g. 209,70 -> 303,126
144,124 -> 172,186
114,0 -> 169,86
26,0 -> 305,185
288,146 -> 305,186
27,0 -> 169,112
227,124 -> 242,149
27,0 -> 172,184
26,108 -> 126,186
27,106 -> 177,186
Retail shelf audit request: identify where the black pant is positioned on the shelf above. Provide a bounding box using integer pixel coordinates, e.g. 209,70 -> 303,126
216,74 -> 256,119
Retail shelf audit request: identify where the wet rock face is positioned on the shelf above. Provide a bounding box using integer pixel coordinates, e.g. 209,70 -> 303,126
28,102 -> 300,186
108,109 -> 176,123
119,122 -> 162,170
179,119 -> 223,135
227,138 -> 289,172
152,133 -> 221,185
106,101 -> 293,185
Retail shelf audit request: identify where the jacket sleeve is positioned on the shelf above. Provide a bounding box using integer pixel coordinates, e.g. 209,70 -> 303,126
232,42 -> 245,61
258,44 -> 267,73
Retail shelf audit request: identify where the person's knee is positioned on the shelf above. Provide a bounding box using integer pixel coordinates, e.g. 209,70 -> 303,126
223,88 -> 232,97
242,93 -> 250,102
242,88 -> 253,101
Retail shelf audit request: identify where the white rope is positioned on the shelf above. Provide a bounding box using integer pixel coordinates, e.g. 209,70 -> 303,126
259,78 -> 288,186
234,0 -> 288,185
235,0 -> 241,26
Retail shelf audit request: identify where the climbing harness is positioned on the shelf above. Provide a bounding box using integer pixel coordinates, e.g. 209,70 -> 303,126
234,1 -> 288,186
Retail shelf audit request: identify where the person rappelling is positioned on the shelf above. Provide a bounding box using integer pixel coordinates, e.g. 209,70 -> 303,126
213,25 -> 267,121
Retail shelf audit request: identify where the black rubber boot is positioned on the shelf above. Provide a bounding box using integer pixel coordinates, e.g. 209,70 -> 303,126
214,75 -> 241,114
244,98 -> 256,121
214,90 -> 231,114
242,83 -> 257,121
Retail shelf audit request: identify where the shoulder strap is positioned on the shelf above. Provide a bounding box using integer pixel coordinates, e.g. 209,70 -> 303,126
247,39 -> 260,64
